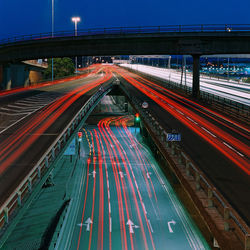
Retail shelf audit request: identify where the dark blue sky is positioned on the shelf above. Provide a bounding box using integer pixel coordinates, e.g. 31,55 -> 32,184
0,0 -> 249,39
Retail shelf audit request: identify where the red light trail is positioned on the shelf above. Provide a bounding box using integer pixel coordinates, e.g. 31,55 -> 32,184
112,66 -> 250,175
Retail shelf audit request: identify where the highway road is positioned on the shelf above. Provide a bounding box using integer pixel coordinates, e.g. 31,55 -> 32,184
0,65 -> 113,207
121,64 -> 250,105
61,112 -> 209,250
0,63 -> 248,248
112,66 -> 250,226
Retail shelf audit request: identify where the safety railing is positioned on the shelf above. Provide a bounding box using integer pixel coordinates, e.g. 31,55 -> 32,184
0,24 -> 250,46
0,82 -> 113,234
120,82 -> 250,249
122,66 -> 250,122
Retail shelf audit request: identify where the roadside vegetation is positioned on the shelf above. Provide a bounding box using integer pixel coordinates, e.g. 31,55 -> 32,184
244,77 -> 250,83
43,57 -> 75,80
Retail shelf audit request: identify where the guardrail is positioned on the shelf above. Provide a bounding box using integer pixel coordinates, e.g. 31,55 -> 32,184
0,83 -> 113,233
120,82 -> 250,249
123,66 -> 249,122
0,24 -> 250,46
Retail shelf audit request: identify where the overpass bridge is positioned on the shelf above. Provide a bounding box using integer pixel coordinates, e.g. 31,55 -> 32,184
1,24 -> 250,96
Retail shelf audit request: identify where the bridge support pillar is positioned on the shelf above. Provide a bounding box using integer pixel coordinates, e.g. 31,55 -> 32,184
192,54 -> 201,98
1,64 -> 12,90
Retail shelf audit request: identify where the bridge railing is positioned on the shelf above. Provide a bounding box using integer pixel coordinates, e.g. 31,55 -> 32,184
1,24 -> 250,46
122,65 -> 250,123
0,82 -> 113,244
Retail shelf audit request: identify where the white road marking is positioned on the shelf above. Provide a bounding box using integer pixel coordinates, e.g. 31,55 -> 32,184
109,217 -> 112,232
88,170 -> 96,178
223,142 -> 244,157
0,113 -> 32,134
109,203 -> 111,214
176,109 -> 184,115
201,127 -> 216,138
126,219 -> 139,234
84,218 -> 93,231
168,220 -> 176,233
148,219 -> 154,233
0,107 -> 14,111
142,202 -> 147,214
119,171 -> 124,178
186,116 -> 198,124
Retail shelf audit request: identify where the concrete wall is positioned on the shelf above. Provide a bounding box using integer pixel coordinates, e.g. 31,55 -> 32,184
0,63 -> 44,90
29,70 -> 43,85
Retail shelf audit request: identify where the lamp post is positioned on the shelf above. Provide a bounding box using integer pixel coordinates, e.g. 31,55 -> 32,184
72,17 -> 81,74
51,0 -> 54,81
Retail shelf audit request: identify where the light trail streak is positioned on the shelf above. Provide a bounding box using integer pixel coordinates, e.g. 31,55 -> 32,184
0,69 -> 112,175
0,64 -> 98,97
136,74 -> 249,138
77,131 -> 91,250
98,131 -> 112,250
98,119 -> 128,250
113,67 -> 250,174
94,130 -> 104,250
87,131 -> 97,250
100,117 -> 155,250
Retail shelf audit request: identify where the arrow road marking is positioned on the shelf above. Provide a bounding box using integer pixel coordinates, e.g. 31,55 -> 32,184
168,220 -> 176,233
146,172 -> 152,179
126,219 -> 139,234
78,217 -> 93,231
119,171 -> 124,178
88,170 -> 96,178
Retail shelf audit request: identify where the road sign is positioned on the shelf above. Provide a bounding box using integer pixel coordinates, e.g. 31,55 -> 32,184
142,101 -> 149,109
64,139 -> 76,155
167,133 -> 181,141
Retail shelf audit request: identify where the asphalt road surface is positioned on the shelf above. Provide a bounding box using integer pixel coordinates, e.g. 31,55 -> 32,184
0,66 -> 113,207
63,114 -> 210,250
113,66 -> 250,226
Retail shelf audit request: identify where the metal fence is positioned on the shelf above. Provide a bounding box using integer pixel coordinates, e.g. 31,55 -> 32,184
124,66 -> 249,122
0,24 -> 250,46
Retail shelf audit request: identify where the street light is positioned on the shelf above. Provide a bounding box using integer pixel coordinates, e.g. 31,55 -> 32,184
71,17 -> 81,74
51,0 -> 54,81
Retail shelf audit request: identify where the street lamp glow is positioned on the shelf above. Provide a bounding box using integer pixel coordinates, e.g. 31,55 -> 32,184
71,16 -> 81,74
72,17 -> 81,36
72,17 -> 81,22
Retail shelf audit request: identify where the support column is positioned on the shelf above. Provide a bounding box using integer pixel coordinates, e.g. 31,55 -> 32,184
192,54 -> 201,98
2,64 -> 12,90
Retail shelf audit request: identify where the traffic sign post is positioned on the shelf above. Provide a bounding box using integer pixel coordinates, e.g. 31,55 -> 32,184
134,113 -> 140,123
